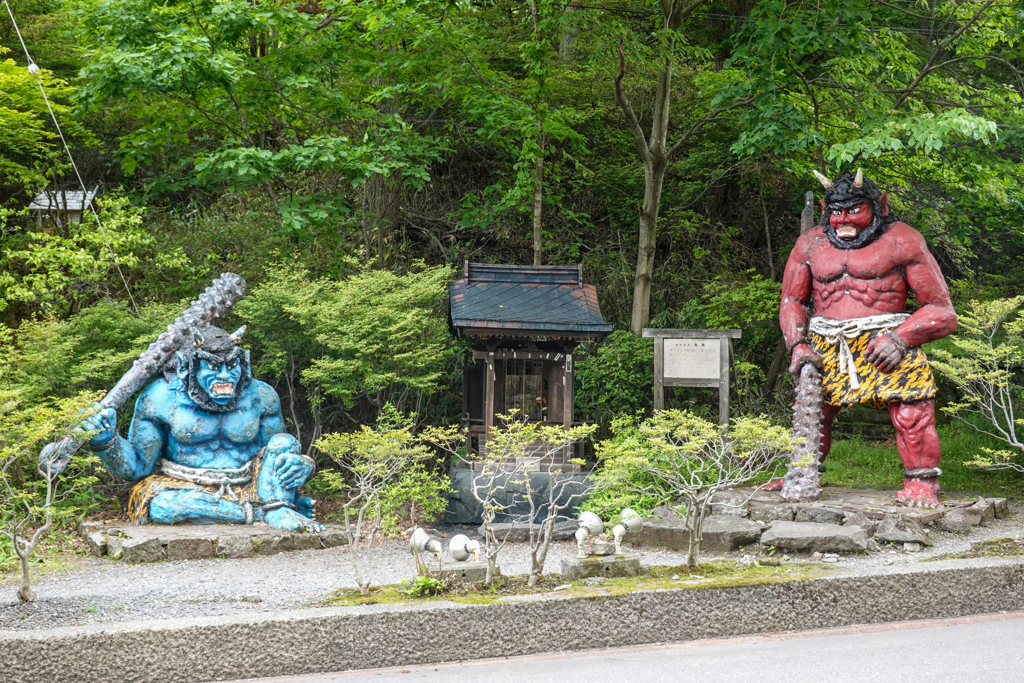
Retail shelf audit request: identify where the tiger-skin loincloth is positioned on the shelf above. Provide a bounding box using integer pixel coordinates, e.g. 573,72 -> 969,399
127,450 -> 265,525
809,316 -> 938,410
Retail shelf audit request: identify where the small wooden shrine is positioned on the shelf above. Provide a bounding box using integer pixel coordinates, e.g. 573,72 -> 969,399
450,262 -> 613,463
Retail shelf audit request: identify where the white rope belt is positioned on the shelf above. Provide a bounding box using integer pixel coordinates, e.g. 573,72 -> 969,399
808,314 -> 910,390
159,459 -> 255,501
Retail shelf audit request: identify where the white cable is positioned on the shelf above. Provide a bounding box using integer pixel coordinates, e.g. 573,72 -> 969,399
2,0 -> 139,314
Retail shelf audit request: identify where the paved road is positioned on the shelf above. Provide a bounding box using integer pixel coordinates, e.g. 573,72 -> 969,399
229,612 -> 1024,683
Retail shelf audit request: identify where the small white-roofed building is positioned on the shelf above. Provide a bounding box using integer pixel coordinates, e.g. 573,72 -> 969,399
28,186 -> 99,227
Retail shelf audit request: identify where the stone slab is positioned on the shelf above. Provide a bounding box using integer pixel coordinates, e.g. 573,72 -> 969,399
560,553 -> 642,581
749,504 -> 794,523
709,491 -> 750,517
760,521 -> 869,553
972,499 -> 996,524
429,561 -> 496,583
3,557 -> 1024,683
77,521 -> 349,563
874,514 -> 932,546
794,504 -> 845,525
633,515 -> 762,552
475,521 -> 577,543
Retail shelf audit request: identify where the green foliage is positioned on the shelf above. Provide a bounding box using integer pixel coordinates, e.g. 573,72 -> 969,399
2,299 -> 179,404
239,262 -> 460,418
0,193 -> 191,314
0,388 -> 103,577
930,296 -> 1024,467
593,409 -> 791,565
314,404 -> 455,534
575,331 -> 654,428
402,573 -> 450,597
582,414 -> 661,518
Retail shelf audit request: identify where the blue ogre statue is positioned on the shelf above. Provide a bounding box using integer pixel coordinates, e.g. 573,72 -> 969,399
81,325 -> 322,531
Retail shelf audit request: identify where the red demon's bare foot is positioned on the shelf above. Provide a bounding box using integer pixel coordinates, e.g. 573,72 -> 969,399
762,478 -> 784,491
895,477 -> 940,509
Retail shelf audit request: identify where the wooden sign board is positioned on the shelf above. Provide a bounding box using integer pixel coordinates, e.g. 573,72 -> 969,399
642,328 -> 742,425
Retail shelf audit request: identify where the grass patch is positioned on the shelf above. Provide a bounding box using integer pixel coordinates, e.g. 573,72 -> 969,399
927,537 -> 1024,562
820,424 -> 1024,499
313,561 -> 829,608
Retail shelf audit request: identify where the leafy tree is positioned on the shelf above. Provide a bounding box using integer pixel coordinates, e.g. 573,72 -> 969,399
931,296 -> 1024,468
314,405 -> 457,594
594,409 -> 792,567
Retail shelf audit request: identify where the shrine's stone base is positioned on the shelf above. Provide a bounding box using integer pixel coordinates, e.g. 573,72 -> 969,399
77,520 -> 349,563
560,553 -> 642,581
634,487 -> 1009,555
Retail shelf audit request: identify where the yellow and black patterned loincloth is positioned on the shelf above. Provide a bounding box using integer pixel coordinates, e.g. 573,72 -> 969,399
811,329 -> 937,410
127,451 -> 265,525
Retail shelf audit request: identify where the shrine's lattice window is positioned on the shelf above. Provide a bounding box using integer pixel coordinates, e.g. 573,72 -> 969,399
503,360 -> 548,421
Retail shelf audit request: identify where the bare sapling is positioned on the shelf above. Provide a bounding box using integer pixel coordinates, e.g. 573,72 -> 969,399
1,391 -> 102,602
595,410 -> 792,567
315,405 -> 458,595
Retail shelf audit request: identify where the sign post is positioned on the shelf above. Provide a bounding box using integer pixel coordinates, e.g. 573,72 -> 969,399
642,328 -> 742,425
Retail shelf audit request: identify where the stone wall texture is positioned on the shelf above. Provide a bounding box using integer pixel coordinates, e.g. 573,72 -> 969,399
3,557 -> 1023,683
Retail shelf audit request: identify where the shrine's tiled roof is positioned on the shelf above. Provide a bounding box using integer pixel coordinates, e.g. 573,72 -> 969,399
450,262 -> 613,337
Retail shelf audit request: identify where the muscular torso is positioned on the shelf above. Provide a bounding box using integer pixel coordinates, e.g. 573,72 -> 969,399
131,378 -> 283,471
808,230 -> 910,318
780,222 -> 957,349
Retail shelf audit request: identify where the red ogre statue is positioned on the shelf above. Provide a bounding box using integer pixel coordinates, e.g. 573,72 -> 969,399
779,169 -> 957,508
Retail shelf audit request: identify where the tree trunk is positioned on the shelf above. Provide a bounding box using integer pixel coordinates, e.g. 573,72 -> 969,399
630,156 -> 668,333
365,169 -> 402,267
17,553 -> 35,603
533,152 -> 544,266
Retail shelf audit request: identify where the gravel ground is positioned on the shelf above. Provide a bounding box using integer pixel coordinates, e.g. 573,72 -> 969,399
3,511 -> 1023,632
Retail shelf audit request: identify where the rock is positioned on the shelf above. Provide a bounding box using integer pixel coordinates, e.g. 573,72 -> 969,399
319,528 -> 350,548
971,499 -> 996,524
811,551 -> 823,561
581,576 -> 606,586
216,535 -> 255,559
794,504 -> 845,525
702,515 -> 763,551
635,517 -> 689,550
430,561 -> 494,582
760,521 -> 869,553
710,491 -> 749,517
560,553 -> 641,581
589,541 -> 615,556
77,519 -> 106,538
254,534 -> 286,555
120,537 -> 164,564
939,506 -> 982,533
988,498 -> 1010,519
634,515 -> 761,552
903,509 -> 943,524
166,537 -> 215,561
476,521 -> 577,543
874,514 -> 932,546
842,512 -> 879,536
107,535 -> 123,561
904,542 -> 922,553
86,531 -> 107,557
649,505 -> 682,521
290,533 -> 322,551
749,504 -> 794,523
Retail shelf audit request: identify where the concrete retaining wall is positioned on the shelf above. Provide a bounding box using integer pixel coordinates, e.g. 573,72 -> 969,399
4,557 -> 1024,683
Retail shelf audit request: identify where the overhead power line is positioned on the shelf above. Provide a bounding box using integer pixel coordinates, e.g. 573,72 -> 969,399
2,0 -> 139,315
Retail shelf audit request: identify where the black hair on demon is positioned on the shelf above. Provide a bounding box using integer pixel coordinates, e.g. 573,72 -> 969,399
819,171 -> 895,250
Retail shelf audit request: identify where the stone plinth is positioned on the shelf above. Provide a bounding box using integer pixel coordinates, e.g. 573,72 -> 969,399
428,561 -> 496,583
760,520 -> 869,553
560,553 -> 641,581
634,515 -> 762,552
78,520 -> 349,563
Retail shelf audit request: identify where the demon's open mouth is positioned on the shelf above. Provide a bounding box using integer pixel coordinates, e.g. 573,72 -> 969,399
835,226 -> 859,239
210,382 -> 235,397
